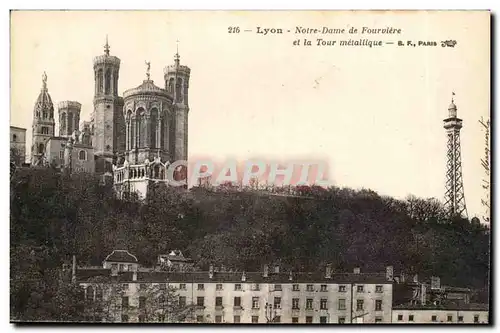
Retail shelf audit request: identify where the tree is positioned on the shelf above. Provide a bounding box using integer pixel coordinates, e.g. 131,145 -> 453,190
11,147 -> 22,166
10,166 -> 491,323
80,278 -> 194,323
136,283 -> 195,323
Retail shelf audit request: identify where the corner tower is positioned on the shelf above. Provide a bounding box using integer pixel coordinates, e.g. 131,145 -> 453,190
164,47 -> 190,161
92,36 -> 125,172
31,72 -> 55,166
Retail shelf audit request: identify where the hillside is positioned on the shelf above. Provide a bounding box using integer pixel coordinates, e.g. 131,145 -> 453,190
10,168 -> 490,320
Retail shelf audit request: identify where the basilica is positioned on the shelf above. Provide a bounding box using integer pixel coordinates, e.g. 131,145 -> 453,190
30,38 -> 190,199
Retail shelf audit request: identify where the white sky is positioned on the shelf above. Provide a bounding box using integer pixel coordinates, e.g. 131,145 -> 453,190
10,11 -> 490,218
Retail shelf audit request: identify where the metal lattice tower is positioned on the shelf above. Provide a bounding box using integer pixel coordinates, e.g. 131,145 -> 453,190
443,93 -> 468,218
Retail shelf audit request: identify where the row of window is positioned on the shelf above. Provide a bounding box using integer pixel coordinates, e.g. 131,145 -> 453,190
57,150 -> 88,160
118,295 -> 383,312
120,314 -> 383,324
174,283 -> 383,293
396,314 -> 479,323
111,263 -> 134,272
87,282 -> 385,297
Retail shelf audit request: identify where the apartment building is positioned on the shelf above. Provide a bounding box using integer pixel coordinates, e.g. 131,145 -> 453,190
75,250 -> 394,323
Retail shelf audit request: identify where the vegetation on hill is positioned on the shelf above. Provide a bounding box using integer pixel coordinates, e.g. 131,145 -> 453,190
10,168 -> 490,321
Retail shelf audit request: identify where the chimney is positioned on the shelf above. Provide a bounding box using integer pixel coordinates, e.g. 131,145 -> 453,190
263,264 -> 269,278
400,272 -> 406,283
71,255 -> 76,283
325,264 -> 332,279
209,265 -> 214,279
353,267 -> 361,274
242,271 -> 246,282
274,265 -> 280,274
289,271 -> 293,281
386,266 -> 394,281
132,271 -> 137,281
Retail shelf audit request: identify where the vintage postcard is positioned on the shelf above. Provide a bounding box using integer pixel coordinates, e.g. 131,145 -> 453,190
10,10 -> 490,324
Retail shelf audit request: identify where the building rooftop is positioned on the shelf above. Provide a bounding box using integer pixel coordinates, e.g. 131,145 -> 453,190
104,249 -> 138,263
159,250 -> 193,263
123,79 -> 172,100
76,269 -> 391,284
393,303 -> 489,311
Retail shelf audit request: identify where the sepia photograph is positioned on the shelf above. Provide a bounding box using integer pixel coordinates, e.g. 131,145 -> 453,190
9,10 -> 491,325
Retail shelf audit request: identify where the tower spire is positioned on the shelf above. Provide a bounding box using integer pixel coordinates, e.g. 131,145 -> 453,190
174,39 -> 180,67
42,71 -> 47,90
104,35 -> 110,56
145,60 -> 151,81
443,92 -> 467,218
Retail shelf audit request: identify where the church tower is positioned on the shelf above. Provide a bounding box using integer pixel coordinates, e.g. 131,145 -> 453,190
31,72 -> 55,166
92,36 -> 125,173
58,101 -> 81,137
164,47 -> 190,161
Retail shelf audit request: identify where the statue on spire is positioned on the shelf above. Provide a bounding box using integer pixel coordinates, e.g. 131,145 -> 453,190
145,61 -> 151,80
42,71 -> 47,89
104,35 -> 110,56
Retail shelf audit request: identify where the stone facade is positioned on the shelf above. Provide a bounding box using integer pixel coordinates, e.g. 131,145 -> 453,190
164,53 -> 190,161
113,52 -> 191,199
45,135 -> 95,174
92,39 -> 124,172
10,126 -> 27,165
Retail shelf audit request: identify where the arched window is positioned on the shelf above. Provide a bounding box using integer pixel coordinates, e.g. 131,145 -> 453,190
105,69 -> 111,94
126,110 -> 132,150
43,111 -> 48,119
38,143 -> 44,154
168,78 -> 175,94
86,285 -> 94,301
154,165 -> 160,179
97,69 -> 103,93
150,108 -> 158,148
175,78 -> 183,103
67,112 -> 74,134
163,117 -> 169,151
12,134 -> 17,142
130,118 -> 136,149
113,70 -> 118,95
60,113 -> 67,134
136,109 -> 145,148
79,150 -> 86,161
